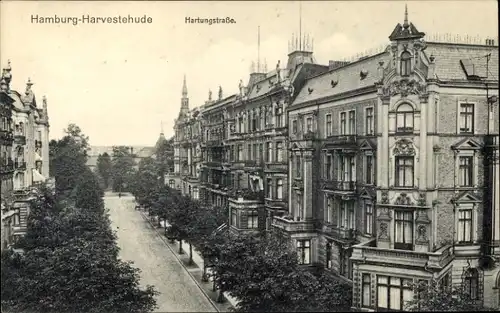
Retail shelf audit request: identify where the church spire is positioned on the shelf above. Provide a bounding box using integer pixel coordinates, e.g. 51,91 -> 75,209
182,74 -> 188,97
403,4 -> 409,29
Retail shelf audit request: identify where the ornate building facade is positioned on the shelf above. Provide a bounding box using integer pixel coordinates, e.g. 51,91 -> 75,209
276,8 -> 499,311
0,60 -> 50,251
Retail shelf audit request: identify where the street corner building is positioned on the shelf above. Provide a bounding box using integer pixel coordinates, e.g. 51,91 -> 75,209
0,60 -> 52,251
167,7 -> 499,311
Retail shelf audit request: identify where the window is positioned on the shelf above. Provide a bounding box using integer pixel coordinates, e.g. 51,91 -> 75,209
230,145 -> 234,161
396,103 -> 414,133
326,242 -> 332,268
253,143 -> 258,161
325,154 -> 333,180
365,107 -> 374,135
400,51 -> 412,77
340,112 -> 347,135
326,114 -> 332,137
377,276 -> 413,310
348,110 -> 356,134
247,210 -> 258,229
297,192 -> 303,220
365,155 -> 374,185
458,208 -> 473,243
252,114 -> 257,131
306,117 -> 312,132
464,269 -> 479,300
395,211 -> 414,250
365,203 -> 373,235
276,179 -> 283,199
276,141 -> 283,162
297,240 -> 311,265
231,209 -> 237,226
169,179 -> 175,189
459,156 -> 473,187
340,201 -> 355,229
238,117 -> 244,133
395,156 -> 414,187
362,274 -> 372,308
266,142 -> 272,162
247,144 -> 251,160
339,155 -> 355,182
296,155 -> 301,178
266,178 -> 272,198
259,143 -> 263,161
238,145 -> 243,161
459,103 -> 474,134
292,120 -> 297,134
325,196 -> 333,223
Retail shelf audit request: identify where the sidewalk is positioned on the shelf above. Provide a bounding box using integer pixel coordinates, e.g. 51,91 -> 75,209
139,211 -> 236,312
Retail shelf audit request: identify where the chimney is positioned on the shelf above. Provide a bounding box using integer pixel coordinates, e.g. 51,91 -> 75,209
329,60 -> 350,71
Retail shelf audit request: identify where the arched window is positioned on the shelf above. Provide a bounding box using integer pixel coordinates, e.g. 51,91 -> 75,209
396,103 -> 414,133
463,268 -> 479,300
400,51 -> 412,77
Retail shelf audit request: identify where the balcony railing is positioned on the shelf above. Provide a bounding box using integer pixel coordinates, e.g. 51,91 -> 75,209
323,180 -> 356,191
0,159 -> 14,174
0,130 -> 14,142
322,223 -> 355,240
228,189 -> 264,202
271,216 -> 315,232
265,198 -> 287,209
325,134 -> 357,145
14,160 -> 26,170
206,139 -> 223,147
351,241 -> 454,270
13,134 -> 26,145
265,161 -> 287,172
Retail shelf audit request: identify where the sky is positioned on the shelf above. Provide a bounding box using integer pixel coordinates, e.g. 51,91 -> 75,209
1,0 -> 498,146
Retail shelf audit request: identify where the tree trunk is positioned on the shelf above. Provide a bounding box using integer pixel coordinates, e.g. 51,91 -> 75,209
202,263 -> 208,282
217,289 -> 224,303
179,239 -> 184,254
212,278 -> 216,292
188,243 -> 193,265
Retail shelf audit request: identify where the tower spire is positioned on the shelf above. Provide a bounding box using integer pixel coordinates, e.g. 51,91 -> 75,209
299,1 -> 302,50
182,74 -> 188,97
160,120 -> 164,134
403,4 -> 409,28
257,26 -> 261,72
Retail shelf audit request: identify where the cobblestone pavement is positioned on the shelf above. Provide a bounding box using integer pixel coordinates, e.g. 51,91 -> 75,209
105,193 -> 217,313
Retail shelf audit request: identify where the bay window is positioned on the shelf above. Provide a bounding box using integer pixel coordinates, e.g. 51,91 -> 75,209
377,276 -> 413,310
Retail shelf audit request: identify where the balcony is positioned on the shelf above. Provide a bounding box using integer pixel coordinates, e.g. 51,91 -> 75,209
0,159 -> 14,174
206,139 -> 223,147
228,189 -> 264,202
326,135 -> 356,146
231,161 -> 245,169
303,131 -> 316,140
206,161 -> 223,169
351,240 -> 454,270
13,133 -> 26,145
323,180 -> 356,192
265,161 -> 287,173
0,130 -> 14,142
14,160 -> 26,170
271,216 -> 315,233
265,198 -> 287,210
244,160 -> 264,171
322,223 -> 356,241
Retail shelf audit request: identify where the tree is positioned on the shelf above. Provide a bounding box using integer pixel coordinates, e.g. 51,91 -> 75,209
74,167 -> 105,213
131,157 -> 161,209
155,137 -> 174,177
96,152 -> 112,189
405,278 -> 494,312
49,124 -> 90,198
110,146 -> 136,192
1,186 -> 158,313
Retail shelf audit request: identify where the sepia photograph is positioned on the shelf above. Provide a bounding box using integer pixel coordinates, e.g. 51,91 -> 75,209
0,0 -> 499,312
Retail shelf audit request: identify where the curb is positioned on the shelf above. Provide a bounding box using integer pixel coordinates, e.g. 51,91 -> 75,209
139,211 -> 222,313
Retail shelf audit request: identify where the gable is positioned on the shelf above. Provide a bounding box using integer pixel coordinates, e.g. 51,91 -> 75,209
451,138 -> 482,150
360,139 -> 376,150
452,191 -> 481,204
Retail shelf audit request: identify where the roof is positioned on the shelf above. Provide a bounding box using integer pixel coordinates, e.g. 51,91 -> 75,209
425,42 -> 499,81
292,52 -> 388,106
135,147 -> 155,158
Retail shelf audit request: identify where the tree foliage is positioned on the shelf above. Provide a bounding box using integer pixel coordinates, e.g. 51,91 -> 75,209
96,152 -> 112,189
110,146 -> 136,192
155,137 -> 174,177
405,278 -> 494,312
74,167 -> 105,213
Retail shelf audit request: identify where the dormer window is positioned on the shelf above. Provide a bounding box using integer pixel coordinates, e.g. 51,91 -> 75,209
400,51 -> 412,77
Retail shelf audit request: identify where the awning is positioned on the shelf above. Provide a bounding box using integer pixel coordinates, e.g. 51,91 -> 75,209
32,169 -> 46,182
35,152 -> 42,161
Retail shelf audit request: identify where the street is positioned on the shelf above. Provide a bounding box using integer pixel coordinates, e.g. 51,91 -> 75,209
105,192 -> 217,313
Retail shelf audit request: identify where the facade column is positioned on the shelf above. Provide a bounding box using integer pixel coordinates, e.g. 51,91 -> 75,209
289,152 -> 293,216
418,96 -> 428,189
304,150 -> 313,220
379,97 -> 390,188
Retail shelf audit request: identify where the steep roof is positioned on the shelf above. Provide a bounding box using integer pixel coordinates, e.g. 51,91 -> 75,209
292,52 -> 388,106
425,42 -> 498,81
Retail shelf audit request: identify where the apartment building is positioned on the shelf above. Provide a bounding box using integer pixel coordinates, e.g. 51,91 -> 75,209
225,40 -> 328,235
198,88 -> 236,209
168,76 -> 203,200
0,60 -> 50,250
274,9 -> 499,311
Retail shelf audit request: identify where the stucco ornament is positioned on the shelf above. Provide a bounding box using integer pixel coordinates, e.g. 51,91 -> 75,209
417,225 -> 427,241
393,139 -> 416,156
383,79 -> 426,97
378,223 -> 389,239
